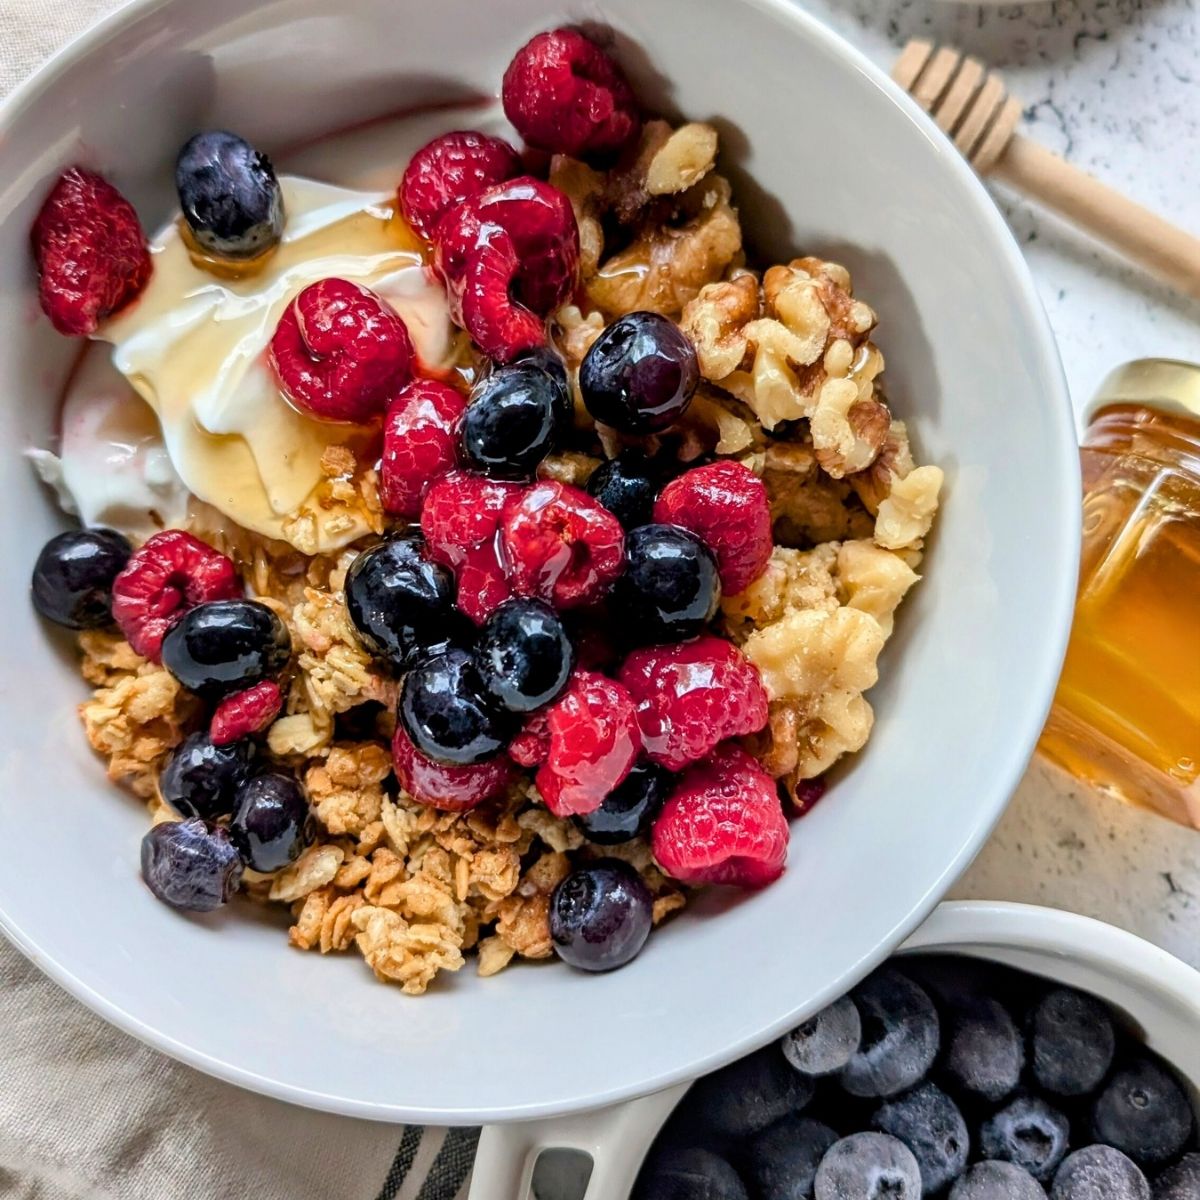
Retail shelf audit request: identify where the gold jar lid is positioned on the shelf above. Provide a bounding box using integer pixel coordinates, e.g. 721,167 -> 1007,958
1086,357 -> 1200,423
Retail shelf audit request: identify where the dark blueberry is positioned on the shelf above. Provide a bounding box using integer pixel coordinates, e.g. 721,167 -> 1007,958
462,363 -> 568,479
746,1116 -> 838,1200
579,311 -> 699,434
871,1082 -> 969,1193
176,130 -> 284,260
549,858 -> 653,972
689,1044 -> 815,1139
943,996 -> 1024,1103
1030,987 -> 1116,1098
1051,1145 -> 1150,1200
840,969 -> 940,1098
345,534 -> 467,671
31,528 -> 131,629
782,995 -> 863,1077
475,598 -> 574,713
950,1162 -> 1047,1200
140,818 -> 243,912
980,1095 -> 1071,1182
514,344 -> 571,408
399,647 -> 515,765
635,1148 -> 748,1200
161,599 -> 290,701
813,1133 -> 921,1200
1154,1152 -> 1200,1200
613,523 -> 720,642
1092,1058 -> 1194,1169
228,773 -> 310,873
573,762 -> 671,844
160,731 -> 255,820
586,450 -> 659,530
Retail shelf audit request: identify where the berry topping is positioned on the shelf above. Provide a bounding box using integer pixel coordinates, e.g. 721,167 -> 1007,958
814,1134 -> 922,1200
573,761 -> 671,844
269,278 -> 413,422
840,969 -> 940,1098
160,732 -> 256,821
1051,1145 -> 1149,1200
979,1096 -> 1071,1182
500,481 -> 625,610
586,450 -> 660,530
1030,987 -> 1116,1098
140,818 -> 244,912
475,598 -> 574,713
613,524 -> 721,643
31,167 -> 151,336
943,996 -> 1024,1103
1154,1153 -> 1200,1200
111,530 -> 241,663
209,679 -> 284,746
651,743 -> 787,887
228,772 -> 310,873
501,28 -> 640,160
535,670 -> 641,817
654,460 -> 772,595
549,858 -> 652,972
872,1082 -> 969,1193
618,635 -> 768,770
579,311 -> 699,434
462,362 -> 570,479
689,1043 -> 815,1138
379,379 -> 466,518
636,1148 -> 748,1200
31,528 -> 131,629
951,1162 -> 1047,1200
175,130 -> 285,261
391,725 -> 511,811
399,130 -> 521,241
746,1117 -> 838,1200
782,995 -> 864,1077
508,709 -> 551,767
161,598 -> 291,701
1090,1058 -> 1193,1168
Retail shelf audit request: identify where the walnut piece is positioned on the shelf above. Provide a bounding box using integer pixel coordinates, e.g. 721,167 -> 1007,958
874,465 -> 944,550
836,540 -> 920,639
645,122 -> 719,196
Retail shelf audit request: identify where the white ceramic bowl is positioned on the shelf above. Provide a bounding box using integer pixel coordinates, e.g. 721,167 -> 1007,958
0,0 -> 1078,1122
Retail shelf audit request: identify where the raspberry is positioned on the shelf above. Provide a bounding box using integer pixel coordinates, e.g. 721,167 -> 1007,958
500,481 -> 625,610
618,634 -> 769,770
31,167 -> 152,336
654,461 -> 773,595
790,775 -> 828,817
501,29 -> 641,160
652,743 -> 788,888
399,130 -> 521,241
379,379 -> 466,518
111,530 -> 241,662
210,680 -> 283,745
508,708 -> 551,767
269,278 -> 412,422
392,725 -> 511,812
535,670 -> 640,817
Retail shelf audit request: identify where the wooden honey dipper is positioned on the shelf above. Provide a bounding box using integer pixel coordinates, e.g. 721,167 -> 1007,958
893,40 -> 1200,301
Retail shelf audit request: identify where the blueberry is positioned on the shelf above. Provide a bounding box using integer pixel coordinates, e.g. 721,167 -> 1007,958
613,523 -> 720,642
398,647 -> 515,765
462,363 -> 568,479
950,1162 -> 1047,1200
636,1148 -> 748,1200
871,1082 -> 969,1193
1030,987 -> 1116,1098
228,773 -> 310,873
140,818 -> 243,912
980,1095 -> 1071,1182
943,996 -> 1024,1103
580,311 -> 699,434
573,762 -> 671,844
175,130 -> 284,260
746,1116 -> 838,1200
161,599 -> 290,701
840,969 -> 940,1098
1092,1058 -> 1194,1169
475,598 -> 574,713
345,534 -> 467,671
689,1045 -> 815,1139
813,1133 -> 922,1200
514,344 -> 571,402
587,450 -> 660,529
31,528 -> 131,629
782,996 -> 863,1077
1154,1152 -> 1200,1200
549,859 -> 653,972
160,731 -> 255,820
1051,1145 -> 1150,1200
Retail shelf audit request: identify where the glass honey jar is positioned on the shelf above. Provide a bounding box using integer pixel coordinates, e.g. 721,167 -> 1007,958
1040,358 -> 1200,829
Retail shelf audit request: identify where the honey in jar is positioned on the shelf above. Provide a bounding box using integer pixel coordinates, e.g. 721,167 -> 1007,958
1040,359 -> 1200,829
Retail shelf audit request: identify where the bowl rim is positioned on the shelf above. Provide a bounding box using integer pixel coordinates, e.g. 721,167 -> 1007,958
0,0 -> 1080,1123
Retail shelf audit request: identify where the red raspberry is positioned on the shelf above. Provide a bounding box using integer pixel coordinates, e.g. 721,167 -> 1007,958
269,278 -> 412,422
31,167 -> 152,336
399,130 -> 521,241
393,725 -> 511,812
501,29 -> 641,160
508,708 -> 551,767
652,743 -> 788,888
654,461 -> 773,595
210,680 -> 283,745
500,481 -> 625,610
618,634 -> 769,770
790,775 -> 828,817
535,670 -> 640,817
111,530 -> 241,662
379,379 -> 466,518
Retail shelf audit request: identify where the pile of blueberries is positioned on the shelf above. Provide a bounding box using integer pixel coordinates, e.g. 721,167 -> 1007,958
636,955 -> 1198,1199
